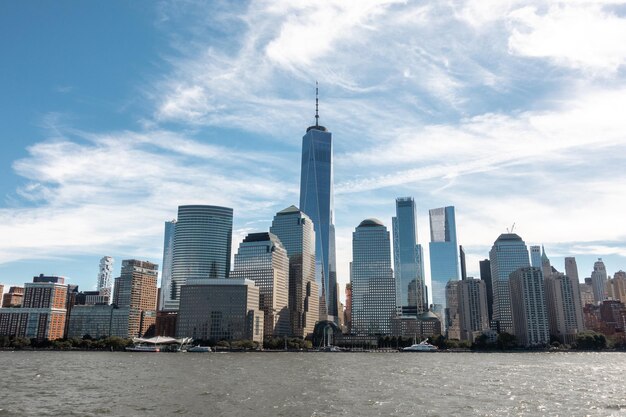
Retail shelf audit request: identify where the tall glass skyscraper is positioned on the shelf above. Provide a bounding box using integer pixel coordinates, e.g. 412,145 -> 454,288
299,88 -> 338,321
96,256 -> 114,303
269,205 -> 319,337
351,219 -> 396,335
159,220 -> 176,311
429,206 -> 459,322
489,233 -> 530,333
392,197 -> 425,316
231,232 -> 290,337
168,205 -> 233,309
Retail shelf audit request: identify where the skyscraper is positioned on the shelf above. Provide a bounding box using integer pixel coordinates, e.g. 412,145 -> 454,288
445,280 -> 461,339
459,245 -> 467,281
351,219 -> 396,335
591,258 -> 608,303
458,278 -> 490,342
392,197 -> 425,317
231,232 -> 290,337
489,233 -> 530,333
113,259 -> 158,338
479,259 -> 494,322
269,206 -> 319,338
529,246 -> 541,270
429,206 -> 459,322
159,220 -> 176,311
97,256 -> 114,303
299,85 -> 338,321
509,267 -> 550,346
168,205 -> 233,309
563,256 -> 585,329
544,272 -> 585,343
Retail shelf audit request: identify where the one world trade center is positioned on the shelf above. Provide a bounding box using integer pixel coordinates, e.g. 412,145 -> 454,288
299,84 -> 339,322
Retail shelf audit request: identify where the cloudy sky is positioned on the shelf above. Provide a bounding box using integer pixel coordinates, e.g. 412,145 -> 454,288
1,1 -> 625,299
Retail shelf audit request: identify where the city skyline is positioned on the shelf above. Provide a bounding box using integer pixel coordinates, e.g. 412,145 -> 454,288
1,2 -> 626,300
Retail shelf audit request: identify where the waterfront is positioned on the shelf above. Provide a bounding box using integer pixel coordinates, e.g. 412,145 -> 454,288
1,352 -> 625,416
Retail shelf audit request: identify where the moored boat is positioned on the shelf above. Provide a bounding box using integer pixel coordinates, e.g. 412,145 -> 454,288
402,340 -> 438,352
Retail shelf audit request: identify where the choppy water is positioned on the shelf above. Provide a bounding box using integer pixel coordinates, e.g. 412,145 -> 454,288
0,351 -> 625,416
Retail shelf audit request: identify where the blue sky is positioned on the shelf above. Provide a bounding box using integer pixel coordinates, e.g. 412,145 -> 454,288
1,1 -> 626,300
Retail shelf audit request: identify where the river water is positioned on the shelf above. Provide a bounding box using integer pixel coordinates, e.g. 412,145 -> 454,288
0,351 -> 624,416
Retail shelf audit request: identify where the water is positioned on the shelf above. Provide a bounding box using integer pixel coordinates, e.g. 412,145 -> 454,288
1,351 -> 625,416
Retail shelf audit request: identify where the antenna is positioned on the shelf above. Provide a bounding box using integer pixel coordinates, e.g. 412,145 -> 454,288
506,222 -> 516,233
315,81 -> 319,127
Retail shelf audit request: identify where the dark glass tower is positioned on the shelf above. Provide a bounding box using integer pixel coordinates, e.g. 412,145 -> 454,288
299,85 -> 338,320
392,197 -> 425,316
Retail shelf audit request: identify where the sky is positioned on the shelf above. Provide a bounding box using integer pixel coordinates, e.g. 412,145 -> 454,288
1,0 -> 626,301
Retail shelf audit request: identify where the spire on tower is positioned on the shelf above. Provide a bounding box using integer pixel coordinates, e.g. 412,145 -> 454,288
315,81 -> 319,127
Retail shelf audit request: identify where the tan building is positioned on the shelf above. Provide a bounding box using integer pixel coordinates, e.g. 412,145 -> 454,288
113,259 -> 158,338
608,271 -> 626,303
580,279 -> 595,307
458,278 -> 490,342
231,232 -> 290,337
0,281 -> 68,340
544,273 -> 585,344
2,286 -> 24,308
445,280 -> 461,339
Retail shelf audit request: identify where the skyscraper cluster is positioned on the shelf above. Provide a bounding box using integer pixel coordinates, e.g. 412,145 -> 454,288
1,88 -> 625,349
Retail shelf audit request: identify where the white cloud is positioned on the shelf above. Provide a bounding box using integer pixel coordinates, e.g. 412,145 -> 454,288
508,3 -> 626,73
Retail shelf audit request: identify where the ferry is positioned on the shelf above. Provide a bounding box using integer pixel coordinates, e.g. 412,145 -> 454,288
187,345 -> 213,353
402,340 -> 438,352
125,345 -> 160,352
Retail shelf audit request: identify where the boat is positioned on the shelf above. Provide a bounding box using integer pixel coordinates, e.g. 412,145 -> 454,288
187,345 -> 212,353
319,345 -> 342,352
125,345 -> 160,352
402,340 -> 438,352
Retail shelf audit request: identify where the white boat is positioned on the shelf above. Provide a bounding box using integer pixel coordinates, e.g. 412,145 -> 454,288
125,345 -> 160,352
402,340 -> 438,352
187,345 -> 212,353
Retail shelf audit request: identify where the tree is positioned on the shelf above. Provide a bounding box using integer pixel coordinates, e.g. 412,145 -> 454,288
575,331 -> 607,350
496,332 -> 517,350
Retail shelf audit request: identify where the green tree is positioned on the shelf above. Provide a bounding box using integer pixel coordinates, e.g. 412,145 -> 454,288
496,332 -> 517,350
575,331 -> 607,350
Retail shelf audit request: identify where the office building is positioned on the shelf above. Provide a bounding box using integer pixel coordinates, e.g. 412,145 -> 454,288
509,267 -> 550,346
580,279 -> 595,306
609,271 -> 626,303
176,279 -> 263,343
591,258 -> 608,303
113,260 -> 158,338
429,206 -> 459,324
344,283 -> 352,334
67,304 -> 130,339
2,286 -> 24,308
479,259 -> 493,322
392,197 -> 426,317
231,232 -> 290,337
159,220 -> 176,311
489,233 -> 531,333
459,245 -> 467,281
168,205 -> 233,309
97,256 -> 114,302
299,86 -> 338,321
445,280 -> 461,339
457,278 -> 490,342
544,273 -> 585,344
0,279 -> 68,340
269,206 -> 319,338
530,246 -> 541,271
351,219 -> 396,335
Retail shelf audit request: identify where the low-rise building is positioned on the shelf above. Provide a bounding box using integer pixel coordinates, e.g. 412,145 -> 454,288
176,279 -> 263,343
67,304 -> 130,339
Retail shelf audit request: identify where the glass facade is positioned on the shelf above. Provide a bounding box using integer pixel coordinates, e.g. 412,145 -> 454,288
299,125 -> 338,320
489,233 -> 530,333
429,206 -> 459,325
269,206 -> 319,338
392,197 -> 425,317
159,220 -> 176,311
351,219 -> 396,335
169,205 -> 233,309
231,232 -> 290,337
